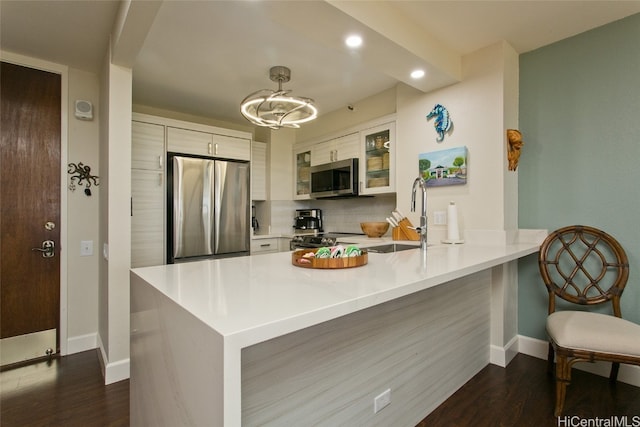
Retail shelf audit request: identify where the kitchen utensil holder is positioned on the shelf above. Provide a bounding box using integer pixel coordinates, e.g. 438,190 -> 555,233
392,219 -> 420,241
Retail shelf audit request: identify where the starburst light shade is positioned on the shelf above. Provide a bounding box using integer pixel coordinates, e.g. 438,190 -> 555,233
240,66 -> 318,129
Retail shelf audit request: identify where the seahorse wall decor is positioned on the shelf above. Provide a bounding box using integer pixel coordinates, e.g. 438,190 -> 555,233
68,162 -> 99,195
506,129 -> 524,171
426,104 -> 453,142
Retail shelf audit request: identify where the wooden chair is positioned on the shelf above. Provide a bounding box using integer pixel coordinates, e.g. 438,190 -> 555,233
538,225 -> 640,416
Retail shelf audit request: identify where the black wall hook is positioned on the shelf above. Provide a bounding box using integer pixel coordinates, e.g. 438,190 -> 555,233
68,162 -> 99,196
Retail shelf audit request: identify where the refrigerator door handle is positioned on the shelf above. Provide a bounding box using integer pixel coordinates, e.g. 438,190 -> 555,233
172,157 -> 184,260
202,160 -> 215,255
213,161 -> 225,254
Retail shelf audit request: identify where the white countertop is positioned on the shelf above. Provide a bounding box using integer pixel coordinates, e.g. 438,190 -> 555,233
131,230 -> 545,349
251,234 -> 285,239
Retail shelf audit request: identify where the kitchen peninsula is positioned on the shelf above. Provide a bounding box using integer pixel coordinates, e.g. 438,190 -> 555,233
130,231 -> 545,426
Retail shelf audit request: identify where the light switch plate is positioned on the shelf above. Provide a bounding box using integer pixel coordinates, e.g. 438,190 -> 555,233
433,210 -> 447,225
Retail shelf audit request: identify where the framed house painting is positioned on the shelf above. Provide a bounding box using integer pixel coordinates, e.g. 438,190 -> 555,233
418,146 -> 467,187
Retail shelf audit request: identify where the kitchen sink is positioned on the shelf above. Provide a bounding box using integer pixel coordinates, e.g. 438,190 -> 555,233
365,243 -> 420,253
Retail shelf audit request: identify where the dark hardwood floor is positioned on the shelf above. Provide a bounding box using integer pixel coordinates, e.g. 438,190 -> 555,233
1,350 -> 128,427
1,350 -> 639,426
420,354 -> 640,427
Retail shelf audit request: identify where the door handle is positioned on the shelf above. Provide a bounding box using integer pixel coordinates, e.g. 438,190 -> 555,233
32,240 -> 55,258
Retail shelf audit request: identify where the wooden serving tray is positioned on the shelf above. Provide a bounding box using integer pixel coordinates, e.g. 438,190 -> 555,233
292,248 -> 368,269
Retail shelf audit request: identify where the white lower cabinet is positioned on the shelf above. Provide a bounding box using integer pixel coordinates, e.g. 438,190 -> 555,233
251,238 -> 280,255
131,169 -> 165,267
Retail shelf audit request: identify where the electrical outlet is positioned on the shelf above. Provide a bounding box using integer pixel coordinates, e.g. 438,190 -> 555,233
80,240 -> 93,256
433,210 -> 447,225
374,388 -> 391,413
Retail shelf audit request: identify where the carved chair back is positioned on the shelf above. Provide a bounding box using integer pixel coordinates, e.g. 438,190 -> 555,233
538,225 -> 629,316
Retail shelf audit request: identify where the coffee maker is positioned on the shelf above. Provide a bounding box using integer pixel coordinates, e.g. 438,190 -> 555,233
294,209 -> 323,234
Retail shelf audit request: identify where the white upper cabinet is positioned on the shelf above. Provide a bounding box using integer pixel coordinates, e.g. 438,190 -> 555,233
251,141 -> 267,201
212,133 -> 251,161
293,144 -> 312,200
167,127 -> 212,156
310,132 -> 359,166
293,115 -> 396,199
132,121 -> 165,170
359,121 -> 395,195
167,127 -> 250,161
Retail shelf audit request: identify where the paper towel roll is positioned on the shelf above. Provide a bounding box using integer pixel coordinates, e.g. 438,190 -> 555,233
447,201 -> 460,242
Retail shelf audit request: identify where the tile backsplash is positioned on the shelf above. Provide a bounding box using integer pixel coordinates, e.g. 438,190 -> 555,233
263,195 -> 396,236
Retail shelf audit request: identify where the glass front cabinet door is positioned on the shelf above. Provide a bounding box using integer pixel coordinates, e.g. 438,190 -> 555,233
293,145 -> 312,200
360,122 -> 395,195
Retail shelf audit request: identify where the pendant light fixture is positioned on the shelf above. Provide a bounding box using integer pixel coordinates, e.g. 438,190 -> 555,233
240,66 -> 318,129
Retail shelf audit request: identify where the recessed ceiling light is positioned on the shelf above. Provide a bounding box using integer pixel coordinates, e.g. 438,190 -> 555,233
345,35 -> 363,48
411,69 -> 425,79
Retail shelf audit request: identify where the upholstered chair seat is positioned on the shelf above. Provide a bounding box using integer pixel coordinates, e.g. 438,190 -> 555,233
547,311 -> 640,357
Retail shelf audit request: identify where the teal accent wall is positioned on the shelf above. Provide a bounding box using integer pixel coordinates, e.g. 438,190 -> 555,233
518,13 -> 640,340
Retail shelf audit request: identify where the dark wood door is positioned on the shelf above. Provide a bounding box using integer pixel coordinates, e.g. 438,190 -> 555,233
1,62 -> 61,356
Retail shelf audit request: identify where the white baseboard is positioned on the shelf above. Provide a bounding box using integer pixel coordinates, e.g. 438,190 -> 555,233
517,335 -> 640,387
104,357 -> 130,385
490,335 -> 519,367
517,334 -> 548,359
66,332 -> 97,355
96,333 -> 130,385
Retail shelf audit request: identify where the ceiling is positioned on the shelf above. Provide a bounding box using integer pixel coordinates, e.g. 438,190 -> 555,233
2,1 -> 640,127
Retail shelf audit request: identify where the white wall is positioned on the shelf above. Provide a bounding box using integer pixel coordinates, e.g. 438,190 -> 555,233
501,42 -> 520,231
295,87 -> 397,142
396,42 -> 520,242
98,49 -> 132,384
98,52 -> 110,369
66,68 -> 101,352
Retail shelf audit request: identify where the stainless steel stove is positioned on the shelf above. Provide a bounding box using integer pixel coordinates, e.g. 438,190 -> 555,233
289,233 -> 362,250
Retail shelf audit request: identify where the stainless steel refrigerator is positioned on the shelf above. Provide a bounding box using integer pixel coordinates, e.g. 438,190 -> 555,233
167,154 -> 250,263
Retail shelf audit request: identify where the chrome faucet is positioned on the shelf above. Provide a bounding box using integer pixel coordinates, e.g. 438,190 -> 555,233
411,176 -> 428,251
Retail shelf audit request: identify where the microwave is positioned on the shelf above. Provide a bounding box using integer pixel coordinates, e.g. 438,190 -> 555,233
309,158 -> 359,198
